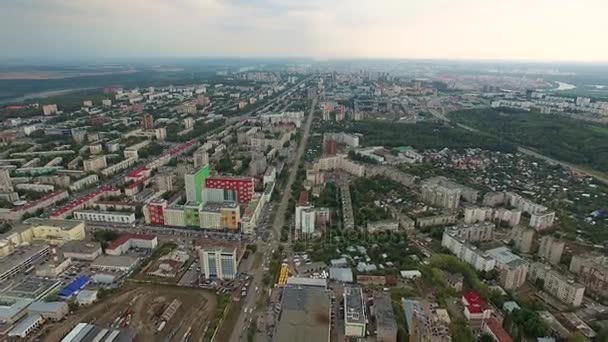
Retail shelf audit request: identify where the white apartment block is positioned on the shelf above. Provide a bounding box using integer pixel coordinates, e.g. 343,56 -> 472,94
69,175 -> 98,192
83,156 -> 107,172
529,262 -> 585,307
73,211 -> 136,224
538,236 -> 565,265
441,232 -> 496,272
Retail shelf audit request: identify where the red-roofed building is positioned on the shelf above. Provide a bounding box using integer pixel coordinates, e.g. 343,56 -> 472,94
89,116 -> 111,125
106,233 -> 158,256
483,318 -> 512,342
50,187 -> 121,219
462,291 -> 492,321
125,167 -> 151,182
205,176 -> 254,204
0,190 -> 69,221
298,191 -> 309,206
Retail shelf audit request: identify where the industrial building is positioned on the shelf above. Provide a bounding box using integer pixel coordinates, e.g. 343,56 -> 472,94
61,241 -> 103,261
274,285 -> 331,342
58,275 -> 89,299
61,322 -> 133,342
373,294 -> 397,342
0,219 -> 85,256
90,255 -> 139,272
0,242 -> 50,282
26,301 -> 68,321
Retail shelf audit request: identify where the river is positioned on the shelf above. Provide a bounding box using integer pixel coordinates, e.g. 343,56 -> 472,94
0,87 -> 98,104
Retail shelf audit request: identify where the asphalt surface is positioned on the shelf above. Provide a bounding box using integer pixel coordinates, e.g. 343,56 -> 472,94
228,95 -> 317,342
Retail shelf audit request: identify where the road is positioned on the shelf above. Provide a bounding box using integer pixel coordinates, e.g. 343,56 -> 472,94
228,95 -> 317,342
427,107 -> 608,185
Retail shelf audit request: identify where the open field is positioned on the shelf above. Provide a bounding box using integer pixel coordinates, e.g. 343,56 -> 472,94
36,283 -> 216,342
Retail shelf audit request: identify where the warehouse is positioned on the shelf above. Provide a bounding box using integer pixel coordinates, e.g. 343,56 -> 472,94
8,314 -> 43,338
0,242 -> 50,282
26,301 -> 68,321
61,241 -> 102,261
90,255 -> 139,272
105,233 -> 157,256
58,275 -> 89,299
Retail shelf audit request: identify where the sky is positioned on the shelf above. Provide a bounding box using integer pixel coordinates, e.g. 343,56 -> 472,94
1,0 -> 608,62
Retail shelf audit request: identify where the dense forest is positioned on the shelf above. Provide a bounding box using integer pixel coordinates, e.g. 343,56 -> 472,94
450,108 -> 608,172
338,120 -> 517,153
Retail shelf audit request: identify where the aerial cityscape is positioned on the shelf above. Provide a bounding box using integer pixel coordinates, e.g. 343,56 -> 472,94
1,1 -> 608,342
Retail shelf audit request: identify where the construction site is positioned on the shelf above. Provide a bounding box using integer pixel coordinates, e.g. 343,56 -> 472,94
36,283 -> 217,342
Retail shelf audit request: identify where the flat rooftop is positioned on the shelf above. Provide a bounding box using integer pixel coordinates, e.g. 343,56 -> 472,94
61,241 -> 102,255
274,285 -> 330,342
344,286 -> 365,324
91,255 -> 139,269
0,243 -> 49,276
486,246 -> 527,267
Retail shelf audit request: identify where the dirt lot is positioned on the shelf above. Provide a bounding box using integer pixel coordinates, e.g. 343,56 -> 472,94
35,283 -> 217,342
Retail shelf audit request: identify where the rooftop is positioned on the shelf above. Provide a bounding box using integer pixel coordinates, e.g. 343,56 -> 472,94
344,286 -> 365,324
106,233 -> 156,251
274,285 -> 331,342
485,317 -> 513,342
374,294 -> 397,332
91,255 -> 139,269
486,246 -> 528,267
61,241 -> 102,254
0,242 -> 49,276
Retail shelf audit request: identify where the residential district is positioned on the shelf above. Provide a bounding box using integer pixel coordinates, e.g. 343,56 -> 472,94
0,66 -> 606,342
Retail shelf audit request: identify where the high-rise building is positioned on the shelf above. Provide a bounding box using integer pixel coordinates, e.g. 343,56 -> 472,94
143,199 -> 167,225
193,149 -> 209,168
324,139 -> 337,156
510,225 -> 535,254
200,246 -> 238,280
141,113 -> 154,129
205,176 -> 254,204
486,247 -> 529,290
185,165 -> 210,203
42,104 -> 58,115
569,254 -> 608,298
538,236 -> 565,265
184,117 -> 195,129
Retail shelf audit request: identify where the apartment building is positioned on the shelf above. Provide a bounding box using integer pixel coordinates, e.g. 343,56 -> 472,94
529,262 -> 585,307
538,236 -> 565,265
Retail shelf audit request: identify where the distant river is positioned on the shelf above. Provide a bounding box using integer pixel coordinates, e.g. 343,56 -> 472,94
553,81 -> 576,91
0,87 -> 98,104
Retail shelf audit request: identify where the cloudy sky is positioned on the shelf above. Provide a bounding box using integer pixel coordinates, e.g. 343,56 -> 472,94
1,0 -> 607,61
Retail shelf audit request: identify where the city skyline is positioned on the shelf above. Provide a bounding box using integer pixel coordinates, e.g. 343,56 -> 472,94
2,0 -> 608,62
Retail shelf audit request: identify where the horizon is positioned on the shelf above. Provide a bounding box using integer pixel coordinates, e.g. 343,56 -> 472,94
2,0 -> 608,63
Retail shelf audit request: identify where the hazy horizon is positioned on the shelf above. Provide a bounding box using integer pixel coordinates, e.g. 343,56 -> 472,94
2,0 -> 608,63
